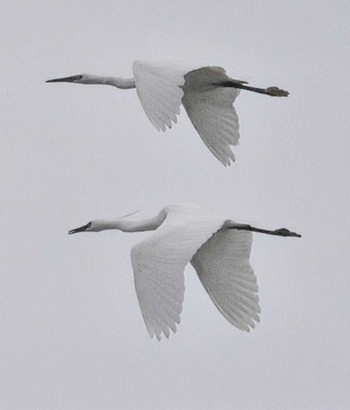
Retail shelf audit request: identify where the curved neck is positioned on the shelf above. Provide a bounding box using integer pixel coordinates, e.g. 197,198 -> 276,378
87,75 -> 135,89
97,211 -> 166,233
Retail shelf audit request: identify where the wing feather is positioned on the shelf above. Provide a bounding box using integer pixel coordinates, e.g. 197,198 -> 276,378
182,67 -> 241,166
130,207 -> 224,340
191,229 -> 260,332
134,62 -> 242,165
133,60 -> 186,131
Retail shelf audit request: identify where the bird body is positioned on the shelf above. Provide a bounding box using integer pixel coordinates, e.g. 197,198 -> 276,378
47,60 -> 289,166
69,203 -> 300,340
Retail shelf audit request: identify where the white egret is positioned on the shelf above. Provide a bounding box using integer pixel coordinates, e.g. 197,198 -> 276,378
47,61 -> 289,166
69,204 -> 300,340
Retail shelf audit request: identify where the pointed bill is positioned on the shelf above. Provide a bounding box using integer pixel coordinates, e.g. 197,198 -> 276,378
68,223 -> 90,235
46,75 -> 82,83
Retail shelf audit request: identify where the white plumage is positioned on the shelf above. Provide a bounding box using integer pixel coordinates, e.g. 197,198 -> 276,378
133,61 -> 187,132
47,60 -> 289,166
69,203 -> 300,340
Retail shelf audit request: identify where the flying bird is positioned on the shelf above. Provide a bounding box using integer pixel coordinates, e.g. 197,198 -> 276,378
69,203 -> 300,340
47,60 -> 289,166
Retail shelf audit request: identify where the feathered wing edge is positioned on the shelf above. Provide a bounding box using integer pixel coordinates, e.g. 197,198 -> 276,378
191,228 -> 260,331
130,207 -> 226,340
182,67 -> 241,166
133,60 -> 186,132
133,62 -> 243,165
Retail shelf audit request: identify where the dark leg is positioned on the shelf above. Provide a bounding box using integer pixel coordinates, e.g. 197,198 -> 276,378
226,222 -> 301,238
215,80 -> 289,97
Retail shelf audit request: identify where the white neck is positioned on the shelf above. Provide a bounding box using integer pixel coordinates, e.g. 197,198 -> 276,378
86,75 -> 136,89
95,211 -> 166,233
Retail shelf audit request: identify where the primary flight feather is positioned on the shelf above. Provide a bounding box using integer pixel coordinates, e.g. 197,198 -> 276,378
47,60 -> 289,166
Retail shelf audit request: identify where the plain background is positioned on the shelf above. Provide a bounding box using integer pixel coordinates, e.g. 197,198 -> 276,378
2,1 -> 350,409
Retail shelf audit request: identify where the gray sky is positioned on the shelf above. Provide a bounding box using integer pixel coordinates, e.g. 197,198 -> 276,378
2,1 -> 350,409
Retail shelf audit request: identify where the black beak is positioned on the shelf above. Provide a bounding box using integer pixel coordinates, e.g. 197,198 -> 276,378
68,223 -> 90,235
273,228 -> 302,238
46,75 -> 81,83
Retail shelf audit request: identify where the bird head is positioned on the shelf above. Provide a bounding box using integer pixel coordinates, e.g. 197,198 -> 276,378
46,73 -> 96,84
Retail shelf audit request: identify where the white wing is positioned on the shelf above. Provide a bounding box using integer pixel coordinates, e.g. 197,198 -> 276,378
130,207 -> 224,340
191,228 -> 260,331
182,67 -> 241,166
133,60 -> 186,131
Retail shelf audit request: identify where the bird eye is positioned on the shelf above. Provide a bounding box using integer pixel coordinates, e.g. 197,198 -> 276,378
86,222 -> 92,228
76,75 -> 83,80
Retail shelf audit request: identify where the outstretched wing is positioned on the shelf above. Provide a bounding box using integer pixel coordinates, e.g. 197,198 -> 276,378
191,228 -> 260,331
133,60 -> 186,131
182,67 -> 241,166
130,207 -> 224,340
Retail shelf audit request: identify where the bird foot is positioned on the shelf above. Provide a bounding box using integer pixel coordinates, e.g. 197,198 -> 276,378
266,87 -> 289,97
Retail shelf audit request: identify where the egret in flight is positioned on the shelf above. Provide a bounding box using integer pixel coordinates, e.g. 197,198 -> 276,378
47,61 -> 289,166
69,204 -> 300,340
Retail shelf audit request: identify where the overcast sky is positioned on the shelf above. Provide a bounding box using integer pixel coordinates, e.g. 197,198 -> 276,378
2,1 -> 350,409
